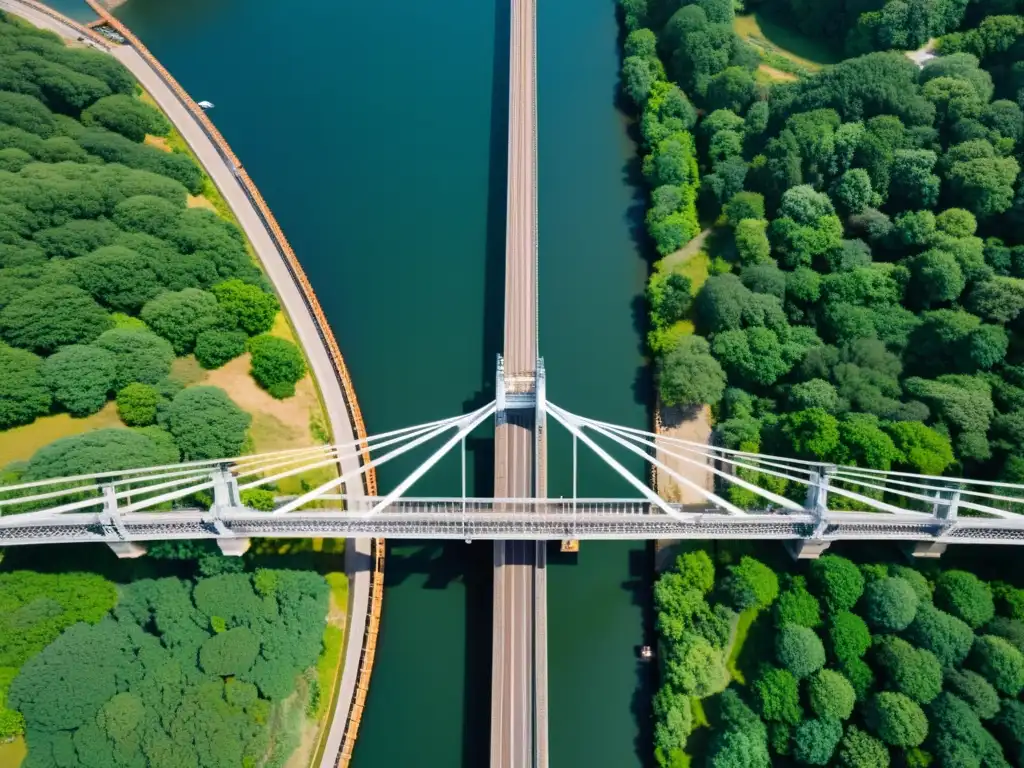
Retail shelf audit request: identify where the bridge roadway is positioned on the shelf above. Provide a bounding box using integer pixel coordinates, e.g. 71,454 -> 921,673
491,0 -> 544,759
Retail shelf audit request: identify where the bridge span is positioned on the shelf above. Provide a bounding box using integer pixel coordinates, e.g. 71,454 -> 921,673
491,0 -> 545,757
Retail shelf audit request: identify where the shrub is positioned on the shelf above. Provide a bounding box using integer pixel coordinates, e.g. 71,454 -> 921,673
81,94 -> 170,142
723,557 -> 780,611
904,604 -> 975,668
0,284 -> 111,353
888,565 -> 932,603
776,623 -> 826,679
992,582 -> 1024,621
793,717 -> 843,765
93,328 -> 175,390
808,669 -> 856,720
828,611 -> 872,663
111,194 -> 181,237
68,244 -> 163,313
986,617 -> 1024,653
198,626 -> 259,677
968,635 -> 1024,695
212,279 -> 279,336
834,725 -> 890,768
675,550 -> 715,594
161,386 -> 250,461
247,334 -> 306,399
663,634 -> 729,698
753,665 -> 802,724
840,657 -> 875,702
934,570 -> 995,629
863,577 -> 919,632
0,343 -> 50,428
866,692 -> 928,747
809,555 -> 865,614
943,669 -> 1000,720
775,583 -> 821,629
140,288 -> 223,355
872,636 -> 943,704
194,329 -> 247,370
42,344 -> 116,417
115,382 -> 159,426
653,687 -> 693,756
240,488 -> 275,512
23,428 -> 179,480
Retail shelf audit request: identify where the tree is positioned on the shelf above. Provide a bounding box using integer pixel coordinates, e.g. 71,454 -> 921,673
622,56 -> 656,104
780,408 -> 840,461
872,636 -> 943,704
863,577 -> 919,632
624,27 -> 657,57
934,570 -> 995,629
663,633 -> 729,697
793,717 -> 843,765
833,414 -> 900,470
754,666 -> 803,724
967,277 -> 1024,323
707,66 -> 755,113
161,385 -> 250,461
0,342 -> 50,428
653,686 -> 692,755
907,249 -> 966,307
776,623 -> 826,679
968,636 -> 1024,695
707,689 -> 771,768
866,692 -> 928,747
647,271 -> 692,329
194,329 -> 247,370
33,218 -> 120,259
713,327 -> 793,388
775,582 -> 822,628
695,273 -> 749,333
725,191 -> 765,224
93,328 -> 175,390
904,604 -> 975,667
198,626 -> 259,677
808,669 -> 856,720
247,334 -> 307,399
885,421 -> 955,475
944,669 -> 1000,720
734,219 -> 771,265
211,279 -> 279,336
946,142 -> 1019,218
833,169 -> 874,215
115,382 -> 159,426
741,262 -> 786,300
828,611 -> 872,663
723,556 -> 779,611
140,288 -> 223,355
657,335 -> 726,407
835,725 -> 890,768
23,428 -> 179,480
41,344 -> 116,417
80,93 -> 170,142
0,283 -> 111,353
110,194 -> 181,238
809,555 -> 865,613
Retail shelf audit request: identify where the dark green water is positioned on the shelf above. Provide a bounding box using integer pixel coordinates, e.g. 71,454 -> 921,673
113,0 -> 651,763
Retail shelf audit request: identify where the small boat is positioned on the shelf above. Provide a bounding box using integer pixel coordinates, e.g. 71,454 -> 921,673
639,645 -> 653,661
198,100 -> 215,110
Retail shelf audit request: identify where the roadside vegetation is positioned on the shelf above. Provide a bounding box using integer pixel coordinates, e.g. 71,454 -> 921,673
0,12 -> 348,768
620,0 -> 1024,491
653,545 -> 1024,767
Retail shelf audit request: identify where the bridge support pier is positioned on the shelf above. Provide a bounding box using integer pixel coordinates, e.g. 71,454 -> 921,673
217,537 -> 251,557
787,539 -> 831,560
905,540 -> 947,559
107,541 -> 147,558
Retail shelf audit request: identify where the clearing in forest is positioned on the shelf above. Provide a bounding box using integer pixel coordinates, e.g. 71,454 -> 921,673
734,10 -> 843,71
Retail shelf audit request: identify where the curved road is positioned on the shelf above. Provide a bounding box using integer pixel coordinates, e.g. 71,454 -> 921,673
0,4 -> 372,766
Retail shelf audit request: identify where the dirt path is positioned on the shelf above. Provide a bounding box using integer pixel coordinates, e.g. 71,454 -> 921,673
661,227 -> 713,271
757,64 -> 797,82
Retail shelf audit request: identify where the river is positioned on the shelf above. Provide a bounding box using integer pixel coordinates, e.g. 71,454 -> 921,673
112,0 -> 652,764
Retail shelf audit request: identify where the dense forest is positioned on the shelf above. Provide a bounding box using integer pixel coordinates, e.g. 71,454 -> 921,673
0,11 -> 310,482
0,568 -> 329,768
623,0 -> 1024,488
653,546 -> 1024,767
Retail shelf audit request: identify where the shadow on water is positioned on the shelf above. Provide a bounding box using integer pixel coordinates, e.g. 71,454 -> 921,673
626,544 -> 656,766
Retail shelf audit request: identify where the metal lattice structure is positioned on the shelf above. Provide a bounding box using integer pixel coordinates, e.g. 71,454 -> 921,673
2,397 -> 1024,549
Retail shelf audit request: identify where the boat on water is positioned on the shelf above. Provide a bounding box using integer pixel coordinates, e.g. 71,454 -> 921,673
198,100 -> 214,110
640,645 -> 653,661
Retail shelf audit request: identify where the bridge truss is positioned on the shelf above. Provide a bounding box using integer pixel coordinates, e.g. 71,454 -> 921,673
2,393 -> 1024,548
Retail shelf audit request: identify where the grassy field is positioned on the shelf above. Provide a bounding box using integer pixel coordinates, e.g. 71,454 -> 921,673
0,403 -> 125,468
0,737 -> 25,768
734,10 -> 842,71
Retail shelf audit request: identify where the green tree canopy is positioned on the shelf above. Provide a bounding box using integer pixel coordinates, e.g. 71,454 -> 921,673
0,342 -> 50,428
0,283 -> 111,353
161,385 -> 250,461
140,288 -> 223,355
657,335 -> 726,407
247,334 -> 307,399
776,623 -> 826,679
41,344 -> 116,417
23,428 -> 179,480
